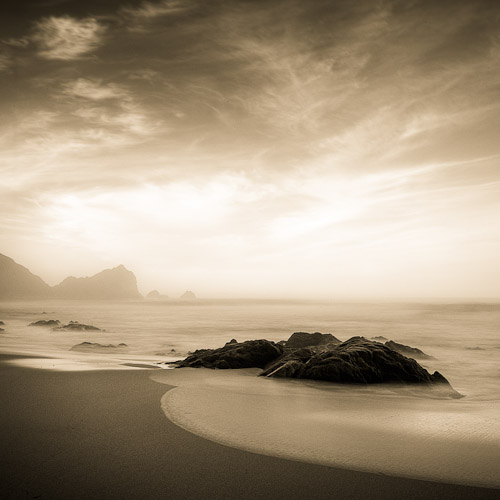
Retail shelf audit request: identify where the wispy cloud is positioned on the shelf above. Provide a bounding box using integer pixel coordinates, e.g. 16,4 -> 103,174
0,53 -> 10,71
2,37 -> 29,48
62,78 -> 129,101
32,16 -> 105,60
60,78 -> 156,137
122,0 -> 190,19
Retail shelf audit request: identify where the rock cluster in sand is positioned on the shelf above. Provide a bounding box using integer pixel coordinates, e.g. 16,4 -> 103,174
174,332 -> 458,395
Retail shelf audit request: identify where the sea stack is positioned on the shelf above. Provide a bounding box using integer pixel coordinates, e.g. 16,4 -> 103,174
180,290 -> 196,300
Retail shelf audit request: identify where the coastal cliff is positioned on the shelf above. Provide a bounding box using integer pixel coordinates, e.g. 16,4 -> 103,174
0,253 -> 141,300
0,253 -> 52,299
52,265 -> 141,300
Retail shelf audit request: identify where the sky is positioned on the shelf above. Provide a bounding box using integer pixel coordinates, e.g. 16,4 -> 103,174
1,0 -> 500,299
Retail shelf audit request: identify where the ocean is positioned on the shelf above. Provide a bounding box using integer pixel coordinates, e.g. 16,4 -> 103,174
1,299 -> 499,487
1,299 -> 499,397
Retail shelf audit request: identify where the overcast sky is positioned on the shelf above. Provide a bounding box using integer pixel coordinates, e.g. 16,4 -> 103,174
1,0 -> 500,299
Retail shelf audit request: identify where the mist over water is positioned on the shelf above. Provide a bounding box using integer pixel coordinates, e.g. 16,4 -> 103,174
1,299 -> 499,398
1,299 -> 499,486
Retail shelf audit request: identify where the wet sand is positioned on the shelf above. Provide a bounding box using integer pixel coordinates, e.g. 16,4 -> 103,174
155,367 -> 500,489
0,353 -> 498,500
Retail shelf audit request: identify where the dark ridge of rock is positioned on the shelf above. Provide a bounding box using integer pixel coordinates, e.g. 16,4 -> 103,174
53,265 -> 142,300
265,359 -> 305,378
0,253 -> 52,299
261,337 -> 459,396
285,331 -> 341,349
0,328 -> 4,332
372,336 -> 388,342
54,321 -> 101,332
0,321 -> 4,325
180,290 -> 196,300
70,342 -> 128,351
384,340 -> 432,360
261,347 -> 316,378
225,338 -> 238,345
28,319 -> 61,327
177,339 -> 284,369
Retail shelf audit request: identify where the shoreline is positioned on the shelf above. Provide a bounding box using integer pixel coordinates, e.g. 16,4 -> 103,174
1,353 -> 499,499
155,367 -> 500,489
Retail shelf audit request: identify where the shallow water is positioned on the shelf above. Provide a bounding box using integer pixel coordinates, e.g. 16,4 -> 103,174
155,368 -> 500,488
1,299 -> 499,397
1,299 -> 499,487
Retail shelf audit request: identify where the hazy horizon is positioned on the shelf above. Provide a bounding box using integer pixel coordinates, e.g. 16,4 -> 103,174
2,0 -> 500,299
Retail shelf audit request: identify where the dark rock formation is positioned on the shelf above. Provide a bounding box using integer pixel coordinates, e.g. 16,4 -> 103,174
53,265 -> 141,300
0,253 -> 52,299
0,328 -> 4,332
384,340 -> 432,360
53,321 -> 101,332
176,340 -> 284,369
170,332 -> 458,396
180,290 -> 196,300
261,337 -> 452,389
285,331 -> 341,349
70,342 -> 128,352
28,319 -> 61,327
0,321 -> 5,325
262,347 -> 317,378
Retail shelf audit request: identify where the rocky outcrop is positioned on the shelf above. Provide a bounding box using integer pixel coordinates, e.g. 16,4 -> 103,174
180,290 -> 196,300
261,337 -> 451,388
53,321 -> 101,332
53,265 -> 142,300
171,333 -> 459,396
0,321 -> 5,325
0,253 -> 52,299
261,347 -> 317,378
70,342 -> 128,351
28,319 -> 61,327
175,339 -> 284,369
285,331 -> 340,349
384,340 -> 432,360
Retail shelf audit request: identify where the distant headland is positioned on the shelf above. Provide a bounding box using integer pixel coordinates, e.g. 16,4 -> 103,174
0,253 -> 141,300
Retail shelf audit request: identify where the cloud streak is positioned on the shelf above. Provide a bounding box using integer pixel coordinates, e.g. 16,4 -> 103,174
32,16 -> 105,60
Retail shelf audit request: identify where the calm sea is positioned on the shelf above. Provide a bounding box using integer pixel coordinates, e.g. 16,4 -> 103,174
0,299 -> 499,399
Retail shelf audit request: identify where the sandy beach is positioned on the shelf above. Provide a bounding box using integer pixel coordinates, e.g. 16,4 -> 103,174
1,353 -> 499,500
